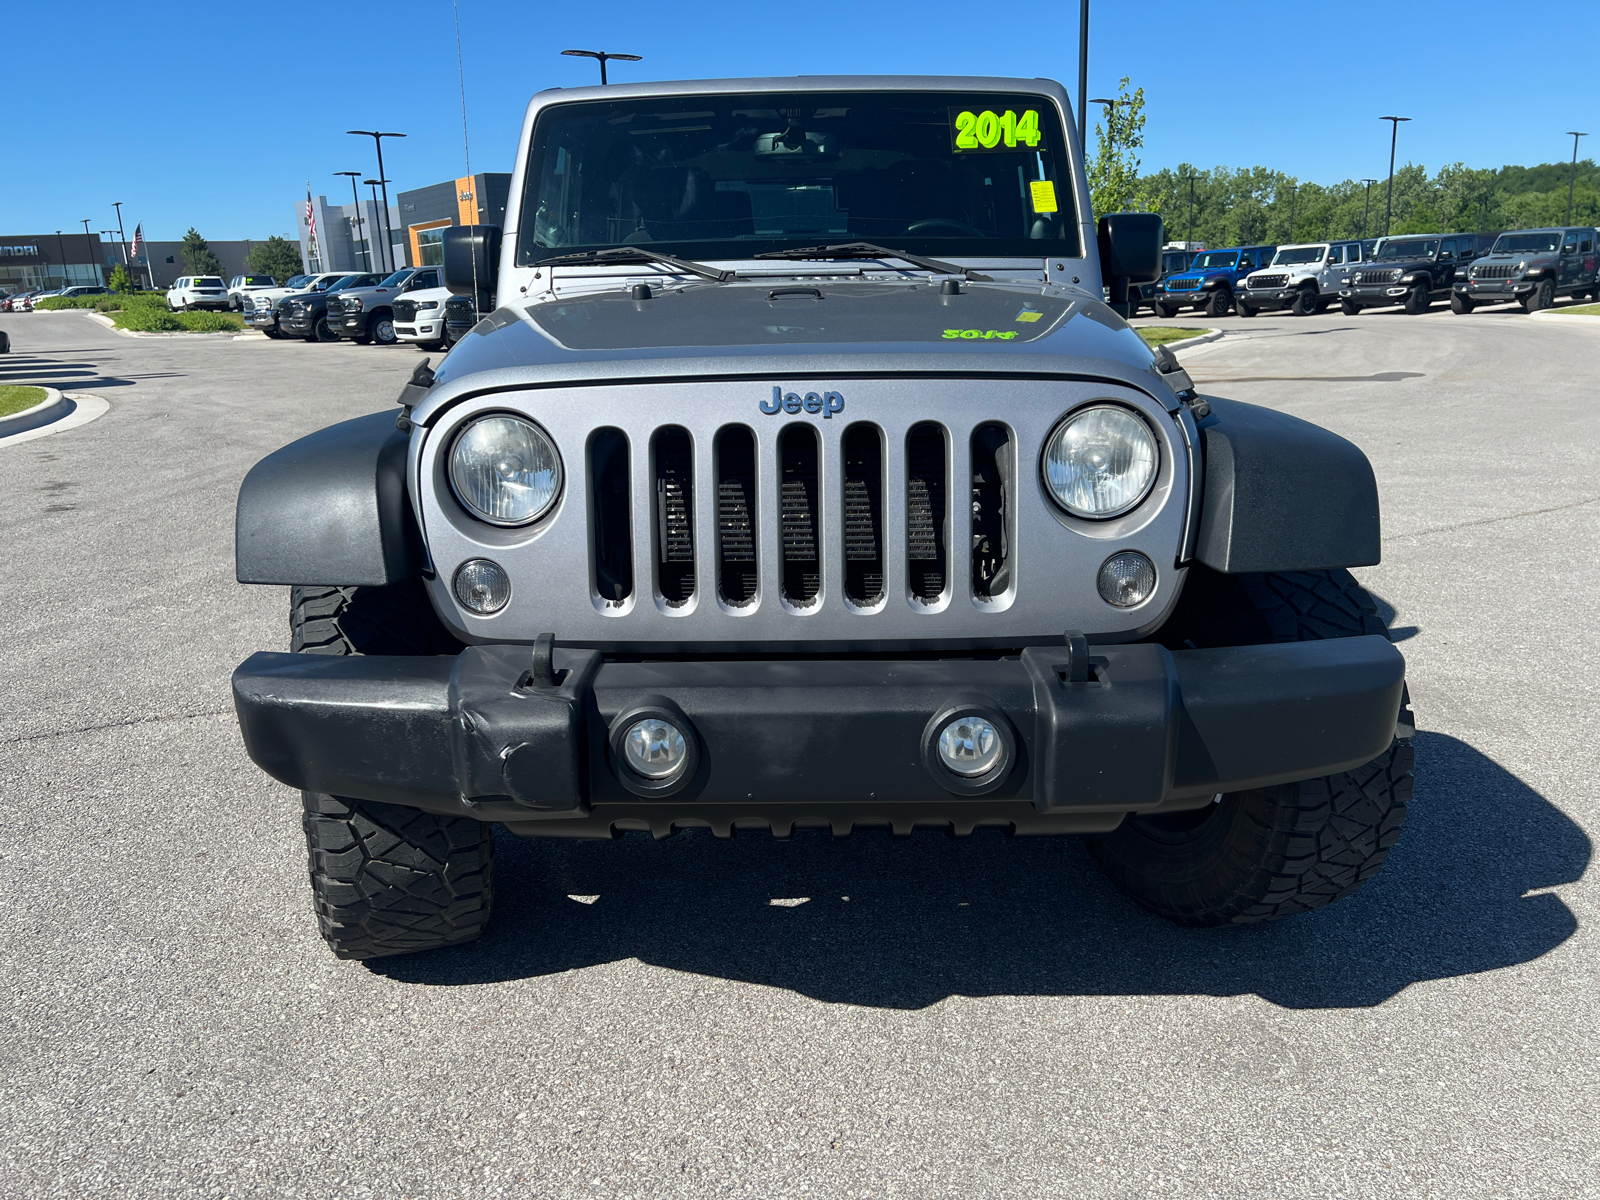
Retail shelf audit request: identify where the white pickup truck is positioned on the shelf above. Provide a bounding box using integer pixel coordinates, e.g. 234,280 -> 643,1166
243,272 -> 344,338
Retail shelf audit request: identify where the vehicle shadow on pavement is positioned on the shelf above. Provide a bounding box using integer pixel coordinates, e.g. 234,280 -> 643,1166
371,732 -> 1589,1010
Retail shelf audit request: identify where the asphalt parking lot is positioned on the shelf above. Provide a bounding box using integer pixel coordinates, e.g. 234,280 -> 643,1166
2,306 -> 1597,1198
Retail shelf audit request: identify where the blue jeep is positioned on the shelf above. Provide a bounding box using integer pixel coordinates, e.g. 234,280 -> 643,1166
1156,245 -> 1276,317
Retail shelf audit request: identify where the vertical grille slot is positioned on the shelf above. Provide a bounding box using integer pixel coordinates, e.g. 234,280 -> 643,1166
715,426 -> 758,607
842,423 -> 885,606
588,428 -> 633,606
779,425 -> 821,606
905,422 -> 948,605
970,422 -> 1013,600
652,426 -> 695,607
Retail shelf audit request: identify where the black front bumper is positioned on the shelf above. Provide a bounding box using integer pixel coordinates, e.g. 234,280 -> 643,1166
233,638 -> 1405,838
279,312 -> 320,335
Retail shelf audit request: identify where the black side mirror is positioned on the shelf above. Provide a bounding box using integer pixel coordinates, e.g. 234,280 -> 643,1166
1097,213 -> 1163,317
444,224 -> 502,311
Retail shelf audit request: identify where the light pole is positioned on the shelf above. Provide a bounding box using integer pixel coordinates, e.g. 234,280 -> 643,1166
347,130 -> 405,272
111,201 -> 129,267
1360,178 -> 1378,240
1380,116 -> 1411,238
364,179 -> 390,270
81,219 -> 98,280
560,48 -> 641,85
1565,131 -> 1589,226
1181,171 -> 1198,247
55,231 -> 67,288
335,171 -> 370,270
1076,0 -> 1089,152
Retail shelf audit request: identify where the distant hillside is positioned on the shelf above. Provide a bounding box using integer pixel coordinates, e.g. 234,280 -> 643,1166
1136,159 -> 1599,247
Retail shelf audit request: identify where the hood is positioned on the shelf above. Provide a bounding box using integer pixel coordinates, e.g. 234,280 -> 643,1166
414,278 -> 1179,426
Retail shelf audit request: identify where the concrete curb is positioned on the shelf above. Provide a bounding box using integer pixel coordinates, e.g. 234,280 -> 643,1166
1529,309 -> 1600,326
82,310 -> 241,338
1153,328 -> 1225,353
0,391 -> 109,447
0,386 -> 70,436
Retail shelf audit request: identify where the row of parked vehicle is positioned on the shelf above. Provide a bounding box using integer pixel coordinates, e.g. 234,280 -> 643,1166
0,283 -> 110,312
1138,225 -> 1600,318
241,268 -> 477,350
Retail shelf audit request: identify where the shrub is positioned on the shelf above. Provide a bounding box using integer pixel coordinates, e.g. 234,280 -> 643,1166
108,264 -> 136,293
174,311 -> 244,332
34,296 -> 96,310
112,306 -> 183,332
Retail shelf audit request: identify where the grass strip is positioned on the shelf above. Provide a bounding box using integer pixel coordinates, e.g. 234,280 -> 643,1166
0,385 -> 48,418
1138,326 -> 1211,348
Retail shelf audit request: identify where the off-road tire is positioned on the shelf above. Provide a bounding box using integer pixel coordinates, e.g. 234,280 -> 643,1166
1522,278 -> 1554,313
263,327 -> 281,339
1314,297 -> 1332,313
312,316 -> 339,343
1236,299 -> 1257,318
1205,288 -> 1231,317
1290,285 -> 1318,316
1155,301 -> 1180,319
1450,292 -> 1474,314
1340,297 -> 1361,315
1088,567 -> 1413,926
301,792 -> 494,960
1403,282 -> 1431,314
289,581 -> 486,959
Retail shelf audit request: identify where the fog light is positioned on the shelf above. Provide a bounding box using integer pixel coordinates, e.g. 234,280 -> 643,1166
453,558 -> 511,614
1097,551 -> 1156,608
623,718 -> 688,780
938,716 -> 1004,777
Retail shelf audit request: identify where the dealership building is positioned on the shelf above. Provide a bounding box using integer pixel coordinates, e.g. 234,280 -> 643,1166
1,232 -> 289,292
294,173 -> 509,275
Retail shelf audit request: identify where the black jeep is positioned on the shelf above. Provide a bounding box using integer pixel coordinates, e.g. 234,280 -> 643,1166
1340,233 -> 1495,315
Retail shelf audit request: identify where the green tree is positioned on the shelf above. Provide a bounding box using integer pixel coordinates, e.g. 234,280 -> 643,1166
180,227 -> 223,276
1087,76 -> 1148,217
246,235 -> 306,285
107,263 -> 135,294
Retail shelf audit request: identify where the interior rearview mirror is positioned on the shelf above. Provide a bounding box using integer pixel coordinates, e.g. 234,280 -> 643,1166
1097,213 -> 1164,318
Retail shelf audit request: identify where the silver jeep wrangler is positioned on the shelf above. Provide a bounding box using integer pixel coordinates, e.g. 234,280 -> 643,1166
232,76 -> 1412,960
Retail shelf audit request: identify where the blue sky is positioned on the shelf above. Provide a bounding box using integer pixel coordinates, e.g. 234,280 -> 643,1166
8,0 -> 1595,241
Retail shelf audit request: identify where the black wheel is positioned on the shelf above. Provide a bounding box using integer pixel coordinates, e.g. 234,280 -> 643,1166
290,582 -> 486,960
1236,299 -> 1257,318
1155,302 -> 1180,319
1403,282 -> 1431,314
1290,286 -> 1318,316
1205,288 -> 1231,317
1313,297 -> 1332,313
1450,292 -> 1475,314
1522,278 -> 1554,312
1087,567 -> 1413,927
1340,298 -> 1361,316
313,316 -> 340,342
351,335 -> 373,346
262,328 -> 281,339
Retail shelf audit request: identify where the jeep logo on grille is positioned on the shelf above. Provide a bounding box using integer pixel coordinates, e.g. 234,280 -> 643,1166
761,386 -> 845,418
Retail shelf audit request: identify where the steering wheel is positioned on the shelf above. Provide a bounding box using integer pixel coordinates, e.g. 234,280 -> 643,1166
904,218 -> 987,238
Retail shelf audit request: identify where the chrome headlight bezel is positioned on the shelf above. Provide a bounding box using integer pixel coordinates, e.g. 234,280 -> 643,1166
1040,403 -> 1160,521
447,413 -> 563,527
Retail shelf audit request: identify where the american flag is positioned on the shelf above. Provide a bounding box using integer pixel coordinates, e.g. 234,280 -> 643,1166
130,222 -> 144,261
305,186 -> 317,241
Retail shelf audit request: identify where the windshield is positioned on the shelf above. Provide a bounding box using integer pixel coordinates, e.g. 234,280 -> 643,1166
1272,246 -> 1327,266
1491,231 -> 1562,254
1375,239 -> 1437,260
1190,251 -> 1238,269
328,274 -> 379,291
517,90 -> 1079,265
378,269 -> 415,288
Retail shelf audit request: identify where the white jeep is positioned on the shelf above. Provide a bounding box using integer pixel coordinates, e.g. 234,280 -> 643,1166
1238,241 -> 1365,316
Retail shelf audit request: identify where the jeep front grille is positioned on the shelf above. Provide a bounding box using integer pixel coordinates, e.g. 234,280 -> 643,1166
779,426 -> 822,607
652,427 -> 695,606
1354,269 -> 1400,284
905,423 -> 948,605
1474,264 -> 1515,279
715,427 -> 759,607
1165,277 -> 1200,291
326,298 -> 346,320
1250,274 -> 1288,289
841,425 -> 885,606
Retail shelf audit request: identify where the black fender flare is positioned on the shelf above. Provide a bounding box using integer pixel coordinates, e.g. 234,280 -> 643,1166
1192,397 -> 1380,574
236,411 -> 422,586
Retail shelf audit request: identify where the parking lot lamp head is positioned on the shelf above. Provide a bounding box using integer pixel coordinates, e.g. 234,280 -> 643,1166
561,49 -> 641,86
335,171 -> 370,270
1380,117 -> 1411,238
1566,133 -> 1588,227
348,130 -> 406,271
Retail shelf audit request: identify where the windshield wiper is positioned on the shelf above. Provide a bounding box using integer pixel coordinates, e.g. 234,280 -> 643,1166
754,242 -> 992,281
533,246 -> 734,283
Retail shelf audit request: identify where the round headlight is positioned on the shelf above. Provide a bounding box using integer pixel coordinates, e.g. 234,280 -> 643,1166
449,414 -> 562,526
1043,405 -> 1158,519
